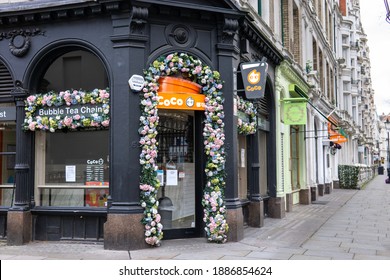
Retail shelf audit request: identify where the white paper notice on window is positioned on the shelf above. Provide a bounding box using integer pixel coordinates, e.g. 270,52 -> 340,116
157,170 -> 164,186
241,148 -> 246,168
65,165 -> 76,182
166,169 -> 178,186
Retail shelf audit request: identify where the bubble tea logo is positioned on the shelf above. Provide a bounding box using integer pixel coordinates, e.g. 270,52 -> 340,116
247,69 -> 261,85
240,61 -> 268,99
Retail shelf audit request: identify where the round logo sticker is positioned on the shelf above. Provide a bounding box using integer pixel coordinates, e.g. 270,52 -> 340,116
186,97 -> 195,107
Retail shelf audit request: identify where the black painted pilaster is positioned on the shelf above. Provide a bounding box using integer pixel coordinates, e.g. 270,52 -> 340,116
105,5 -> 150,250
108,5 -> 149,214
8,81 -> 33,245
10,81 -> 33,211
217,16 -> 241,209
217,16 -> 243,241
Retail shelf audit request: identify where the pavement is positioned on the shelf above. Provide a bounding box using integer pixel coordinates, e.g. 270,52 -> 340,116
1,174 -> 390,260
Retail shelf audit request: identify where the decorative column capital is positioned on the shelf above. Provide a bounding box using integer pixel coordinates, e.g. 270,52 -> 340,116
11,80 -> 29,101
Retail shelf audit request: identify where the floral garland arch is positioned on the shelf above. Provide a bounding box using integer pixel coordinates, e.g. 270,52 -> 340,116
236,96 -> 257,135
139,52 -> 228,246
23,89 -> 110,132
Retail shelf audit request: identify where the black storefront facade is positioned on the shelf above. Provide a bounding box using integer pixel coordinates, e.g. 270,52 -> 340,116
0,0 -> 282,250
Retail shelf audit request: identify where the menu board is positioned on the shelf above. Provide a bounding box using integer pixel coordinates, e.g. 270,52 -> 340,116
86,164 -> 104,184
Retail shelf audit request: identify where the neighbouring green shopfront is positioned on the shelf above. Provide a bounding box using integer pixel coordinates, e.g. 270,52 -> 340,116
275,61 -> 311,214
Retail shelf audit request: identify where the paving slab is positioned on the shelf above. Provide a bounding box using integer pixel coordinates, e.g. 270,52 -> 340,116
1,175 -> 390,260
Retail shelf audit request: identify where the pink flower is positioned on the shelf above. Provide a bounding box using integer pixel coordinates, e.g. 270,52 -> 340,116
195,65 -> 202,74
28,122 -> 36,131
73,114 -> 81,120
63,117 -> 72,126
102,120 -> 110,127
140,184 -> 151,191
99,90 -> 109,99
27,95 -> 36,103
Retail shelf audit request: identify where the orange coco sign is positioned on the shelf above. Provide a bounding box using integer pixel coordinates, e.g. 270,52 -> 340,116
240,61 -> 268,99
157,92 -> 205,110
157,76 -> 205,110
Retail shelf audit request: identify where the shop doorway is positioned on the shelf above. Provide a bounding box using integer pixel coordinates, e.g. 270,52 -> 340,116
156,109 -> 203,239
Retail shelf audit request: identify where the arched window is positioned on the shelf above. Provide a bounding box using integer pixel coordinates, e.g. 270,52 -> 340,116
0,61 -> 14,101
34,50 -> 110,208
0,61 -> 16,207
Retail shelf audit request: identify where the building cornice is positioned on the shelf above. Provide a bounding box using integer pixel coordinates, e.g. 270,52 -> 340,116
0,0 -> 122,25
278,60 -> 310,94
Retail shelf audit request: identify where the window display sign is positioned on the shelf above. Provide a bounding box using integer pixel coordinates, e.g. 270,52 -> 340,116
85,157 -> 107,185
240,149 -> 246,168
157,170 -> 164,186
86,189 -> 109,207
65,165 -> 76,182
166,169 -> 178,186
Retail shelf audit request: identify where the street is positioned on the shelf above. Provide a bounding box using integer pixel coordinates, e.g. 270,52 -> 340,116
1,174 -> 389,260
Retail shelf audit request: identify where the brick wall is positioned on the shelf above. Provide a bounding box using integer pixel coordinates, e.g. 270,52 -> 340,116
293,5 -> 301,64
282,0 -> 291,51
339,0 -> 347,16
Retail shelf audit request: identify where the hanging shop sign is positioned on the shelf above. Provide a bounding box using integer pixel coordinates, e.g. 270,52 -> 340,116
328,123 -> 348,144
240,61 -> 268,99
0,107 -> 16,121
283,98 -> 307,125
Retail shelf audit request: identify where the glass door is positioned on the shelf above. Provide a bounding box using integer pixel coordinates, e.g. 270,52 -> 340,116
156,110 -> 201,238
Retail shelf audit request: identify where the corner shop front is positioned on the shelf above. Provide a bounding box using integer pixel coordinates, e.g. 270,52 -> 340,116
0,0 -> 284,250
